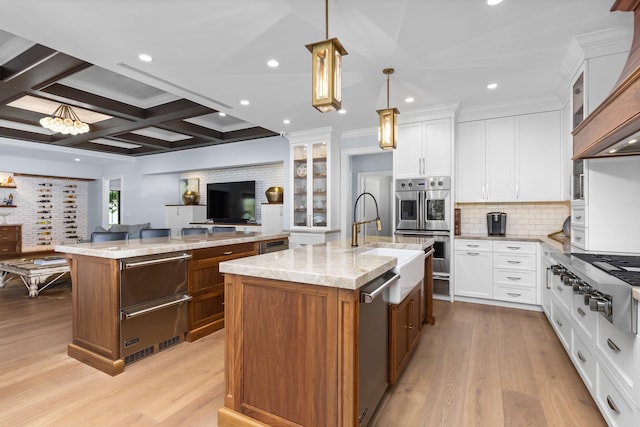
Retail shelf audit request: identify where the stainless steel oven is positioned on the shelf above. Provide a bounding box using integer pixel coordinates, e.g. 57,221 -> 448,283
396,177 -> 451,232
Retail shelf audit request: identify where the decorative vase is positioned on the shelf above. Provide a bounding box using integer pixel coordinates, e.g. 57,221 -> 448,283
182,190 -> 200,205
265,186 -> 284,203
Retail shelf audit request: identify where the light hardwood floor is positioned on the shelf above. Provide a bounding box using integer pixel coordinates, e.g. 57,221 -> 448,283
0,280 -> 604,426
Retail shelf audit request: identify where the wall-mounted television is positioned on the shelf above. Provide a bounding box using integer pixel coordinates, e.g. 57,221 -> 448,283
206,180 -> 256,223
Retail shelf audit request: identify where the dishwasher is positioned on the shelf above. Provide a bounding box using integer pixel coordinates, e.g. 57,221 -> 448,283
120,251 -> 192,365
358,270 -> 399,426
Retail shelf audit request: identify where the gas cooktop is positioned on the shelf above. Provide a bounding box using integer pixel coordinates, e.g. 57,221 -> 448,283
571,253 -> 640,287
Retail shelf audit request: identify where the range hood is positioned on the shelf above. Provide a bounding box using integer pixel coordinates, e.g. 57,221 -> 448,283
573,0 -> 640,159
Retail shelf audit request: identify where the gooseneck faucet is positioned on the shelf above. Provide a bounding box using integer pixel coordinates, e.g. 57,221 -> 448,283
351,192 -> 382,247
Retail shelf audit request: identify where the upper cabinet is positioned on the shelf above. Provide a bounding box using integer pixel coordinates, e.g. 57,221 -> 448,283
288,128 -> 340,231
394,118 -> 453,178
456,111 -> 562,203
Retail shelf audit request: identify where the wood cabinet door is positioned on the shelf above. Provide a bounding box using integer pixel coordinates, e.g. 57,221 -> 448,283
407,286 -> 422,350
389,300 -> 409,385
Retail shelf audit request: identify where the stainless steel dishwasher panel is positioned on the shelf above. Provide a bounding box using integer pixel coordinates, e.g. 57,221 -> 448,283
120,252 -> 191,307
119,251 -> 192,364
358,271 -> 399,426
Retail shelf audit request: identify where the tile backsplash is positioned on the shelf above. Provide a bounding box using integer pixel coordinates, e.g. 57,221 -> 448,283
456,202 -> 570,236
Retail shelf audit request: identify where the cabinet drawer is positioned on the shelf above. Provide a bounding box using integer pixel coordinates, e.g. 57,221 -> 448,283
493,285 -> 536,304
493,240 -> 536,255
596,316 -> 639,393
493,253 -> 536,271
191,243 -> 256,260
571,225 -> 587,249
0,242 -> 19,254
596,364 -> 637,427
571,330 -> 595,390
0,231 -> 18,242
571,206 -> 587,227
455,239 -> 491,252
572,293 -> 596,341
551,275 -> 573,313
494,269 -> 536,288
551,300 -> 571,351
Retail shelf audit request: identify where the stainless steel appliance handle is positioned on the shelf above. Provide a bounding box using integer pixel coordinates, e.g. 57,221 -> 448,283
432,272 -> 450,280
121,294 -> 192,319
361,273 -> 400,304
123,253 -> 192,269
424,248 -> 435,258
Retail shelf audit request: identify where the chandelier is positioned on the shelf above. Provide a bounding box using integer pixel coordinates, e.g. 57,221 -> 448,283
39,104 -> 90,135
305,0 -> 347,112
377,68 -> 399,150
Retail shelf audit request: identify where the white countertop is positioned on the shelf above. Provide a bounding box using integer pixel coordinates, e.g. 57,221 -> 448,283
219,235 -> 434,291
54,232 -> 289,259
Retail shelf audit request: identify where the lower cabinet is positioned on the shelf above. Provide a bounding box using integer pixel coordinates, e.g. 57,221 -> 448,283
454,239 -> 492,298
187,242 -> 257,341
0,224 -> 21,257
389,283 -> 421,385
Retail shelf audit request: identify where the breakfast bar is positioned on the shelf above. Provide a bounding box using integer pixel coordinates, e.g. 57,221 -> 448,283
216,236 -> 433,427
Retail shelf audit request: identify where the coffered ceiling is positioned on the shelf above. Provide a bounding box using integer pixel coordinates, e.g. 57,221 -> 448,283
0,0 -> 634,158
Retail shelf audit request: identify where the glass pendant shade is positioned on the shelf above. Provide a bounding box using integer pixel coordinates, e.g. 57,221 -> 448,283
39,104 -> 90,135
377,107 -> 399,150
306,38 -> 347,112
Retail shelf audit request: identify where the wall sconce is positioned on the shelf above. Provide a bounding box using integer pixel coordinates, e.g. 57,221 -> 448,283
306,0 -> 347,112
377,68 -> 399,150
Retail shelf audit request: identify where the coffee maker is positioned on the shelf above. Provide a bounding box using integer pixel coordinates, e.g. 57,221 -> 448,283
487,212 -> 507,236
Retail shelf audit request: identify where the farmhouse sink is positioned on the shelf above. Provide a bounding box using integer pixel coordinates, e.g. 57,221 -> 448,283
361,247 -> 424,304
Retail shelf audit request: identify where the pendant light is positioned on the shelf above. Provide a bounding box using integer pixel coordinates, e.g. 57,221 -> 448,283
305,0 -> 347,112
39,104 -> 90,135
377,68 -> 399,150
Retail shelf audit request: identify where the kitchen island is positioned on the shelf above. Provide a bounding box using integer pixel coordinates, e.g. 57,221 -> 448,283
217,236 -> 434,427
55,232 -> 289,376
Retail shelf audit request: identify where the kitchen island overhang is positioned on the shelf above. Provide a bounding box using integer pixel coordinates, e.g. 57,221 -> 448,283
217,236 -> 434,427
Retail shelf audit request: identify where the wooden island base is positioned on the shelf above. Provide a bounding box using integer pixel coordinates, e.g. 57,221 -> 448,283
220,273 -> 360,427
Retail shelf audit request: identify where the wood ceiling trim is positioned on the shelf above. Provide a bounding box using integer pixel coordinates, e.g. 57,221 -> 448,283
0,45 -> 57,82
161,120 -> 224,140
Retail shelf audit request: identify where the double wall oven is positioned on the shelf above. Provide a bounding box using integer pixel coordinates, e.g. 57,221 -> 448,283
395,176 -> 451,296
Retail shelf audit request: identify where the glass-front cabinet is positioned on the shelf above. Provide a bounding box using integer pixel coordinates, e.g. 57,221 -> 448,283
288,127 -> 339,231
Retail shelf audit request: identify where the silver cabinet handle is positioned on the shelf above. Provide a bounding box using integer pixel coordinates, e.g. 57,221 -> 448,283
507,260 -> 521,264
575,215 -> 582,220
577,307 -> 586,317
556,318 -> 563,327
606,395 -> 620,414
606,338 -> 621,352
507,276 -> 521,281
223,251 -> 233,255
466,244 -> 480,248
507,292 -> 521,297
577,351 -> 586,362
575,236 -> 582,241
466,252 -> 480,256
506,246 -> 522,250
556,285 -> 563,292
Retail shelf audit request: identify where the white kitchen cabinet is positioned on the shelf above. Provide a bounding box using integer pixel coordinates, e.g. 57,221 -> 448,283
165,205 -> 206,236
454,239 -> 492,299
394,118 -> 452,178
492,241 -> 537,305
260,203 -> 283,233
456,111 -> 562,203
288,128 -> 340,231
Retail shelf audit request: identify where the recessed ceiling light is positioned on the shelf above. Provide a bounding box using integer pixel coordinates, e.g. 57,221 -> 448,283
74,158 -> 81,162
487,82 -> 498,90
267,59 -> 279,68
405,97 -> 415,103
138,53 -> 153,62
628,139 -> 637,144
283,119 -> 291,124
609,148 -> 617,153
487,0 -> 503,5
338,109 -> 347,114
218,112 -> 226,117
240,100 -> 250,106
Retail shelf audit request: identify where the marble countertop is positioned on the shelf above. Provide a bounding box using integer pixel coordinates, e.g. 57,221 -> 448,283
219,235 -> 434,291
54,232 -> 289,259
